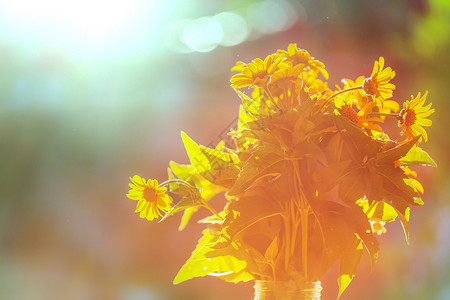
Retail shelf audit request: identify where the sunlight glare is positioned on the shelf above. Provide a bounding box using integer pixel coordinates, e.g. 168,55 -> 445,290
0,0 -> 150,57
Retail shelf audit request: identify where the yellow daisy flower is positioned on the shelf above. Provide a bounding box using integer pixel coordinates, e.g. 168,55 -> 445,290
362,57 -> 396,101
398,91 -> 434,143
277,44 -> 329,79
268,63 -> 304,97
127,175 -> 172,221
230,54 -> 286,88
340,102 -> 383,132
342,76 -> 367,109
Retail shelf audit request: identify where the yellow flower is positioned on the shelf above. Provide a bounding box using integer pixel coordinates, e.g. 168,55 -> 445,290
277,44 -> 329,79
339,102 -> 383,132
230,54 -> 286,88
362,57 -> 396,101
342,76 -> 368,109
127,175 -> 172,220
398,91 -> 434,143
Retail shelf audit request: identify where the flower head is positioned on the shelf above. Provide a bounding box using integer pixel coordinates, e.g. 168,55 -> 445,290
342,76 -> 368,109
398,91 -> 434,143
362,57 -> 396,101
230,54 -> 287,88
339,102 -> 383,132
277,44 -> 329,79
127,175 -> 172,220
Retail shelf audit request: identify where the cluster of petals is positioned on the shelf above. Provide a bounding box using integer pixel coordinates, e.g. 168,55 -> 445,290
230,44 -> 327,90
127,175 -> 172,220
362,57 -> 396,101
398,91 -> 434,143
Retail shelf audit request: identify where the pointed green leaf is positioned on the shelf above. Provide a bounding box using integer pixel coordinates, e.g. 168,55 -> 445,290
173,229 -> 253,284
377,164 -> 419,205
376,136 -> 420,165
168,160 -> 225,229
224,193 -> 284,241
160,196 -> 202,222
178,207 -> 199,231
338,274 -> 354,299
181,131 -> 210,174
394,206 -> 411,244
335,115 -> 380,162
383,191 -> 411,243
264,236 -> 280,262
399,146 -> 437,167
199,146 -> 240,188
228,144 -> 285,196
364,201 -> 398,222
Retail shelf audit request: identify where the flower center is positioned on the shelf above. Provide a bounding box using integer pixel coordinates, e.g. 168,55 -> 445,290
404,108 -> 416,126
340,105 -> 359,125
143,187 -> 158,203
362,78 -> 379,96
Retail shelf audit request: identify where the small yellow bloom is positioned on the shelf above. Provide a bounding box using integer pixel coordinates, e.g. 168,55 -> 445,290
362,57 -> 396,101
230,54 -> 286,88
398,91 -> 434,143
127,175 -> 172,221
339,102 -> 383,132
277,44 -> 329,79
342,76 -> 368,109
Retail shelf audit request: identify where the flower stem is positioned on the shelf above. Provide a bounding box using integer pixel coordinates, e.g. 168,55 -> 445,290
325,85 -> 363,103
368,112 -> 400,118
159,178 -> 192,189
263,86 -> 282,111
160,179 -> 223,220
300,204 -> 308,280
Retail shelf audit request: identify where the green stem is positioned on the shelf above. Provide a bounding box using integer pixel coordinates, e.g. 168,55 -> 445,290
159,178 -> 192,189
368,112 -> 400,118
263,86 -> 282,111
324,85 -> 363,103
300,204 -> 308,280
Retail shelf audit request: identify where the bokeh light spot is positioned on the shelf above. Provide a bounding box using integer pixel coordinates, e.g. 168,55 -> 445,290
182,17 -> 223,53
212,12 -> 249,47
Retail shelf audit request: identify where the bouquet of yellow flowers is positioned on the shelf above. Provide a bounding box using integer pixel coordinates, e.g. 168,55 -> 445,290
127,44 -> 435,299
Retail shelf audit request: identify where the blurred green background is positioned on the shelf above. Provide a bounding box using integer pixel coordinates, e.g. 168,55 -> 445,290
0,0 -> 449,299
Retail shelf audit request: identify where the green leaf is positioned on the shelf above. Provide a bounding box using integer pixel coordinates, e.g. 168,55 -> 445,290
160,196 -> 202,222
228,144 -> 285,196
376,136 -> 420,165
364,201 -> 398,222
178,207 -> 199,231
199,146 -> 239,188
264,236 -> 280,262
338,274 -> 354,299
238,104 -> 258,131
173,229 -> 253,284
383,191 -> 411,244
313,160 -> 352,192
335,115 -> 381,162
399,146 -> 437,167
181,131 -> 210,174
224,192 -> 284,242
394,206 -> 411,245
378,165 -> 419,205
168,160 -> 225,230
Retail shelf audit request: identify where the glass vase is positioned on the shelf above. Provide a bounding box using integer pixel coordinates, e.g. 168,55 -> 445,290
253,280 -> 322,300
